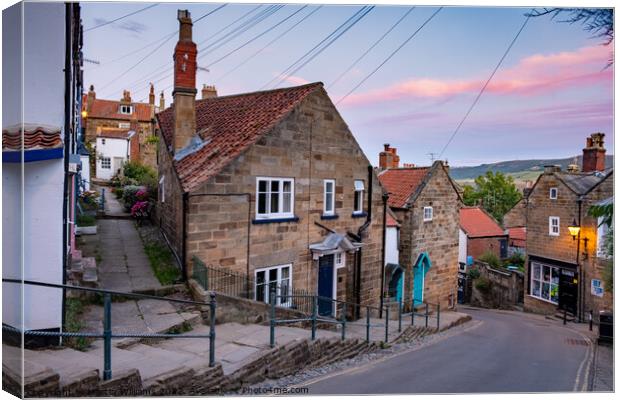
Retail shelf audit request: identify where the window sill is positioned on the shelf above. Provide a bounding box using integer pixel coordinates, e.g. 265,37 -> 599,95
252,216 -> 299,225
352,212 -> 367,218
527,294 -> 558,306
321,214 -> 339,220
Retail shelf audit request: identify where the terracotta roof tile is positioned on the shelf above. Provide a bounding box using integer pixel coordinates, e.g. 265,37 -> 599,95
460,207 -> 505,238
157,82 -> 323,192
508,227 -> 526,248
3,124 -> 62,151
386,212 -> 400,227
378,168 -> 431,208
88,98 -> 153,122
97,127 -> 130,139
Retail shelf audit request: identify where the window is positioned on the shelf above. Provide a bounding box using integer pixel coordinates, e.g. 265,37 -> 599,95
256,177 -> 294,219
353,180 -> 364,214
323,179 -> 335,215
119,105 -> 133,114
423,206 -> 433,222
335,252 -> 345,268
530,262 -> 559,304
101,157 -> 111,169
549,188 -> 558,199
549,216 -> 560,236
597,217 -> 610,258
159,176 -> 165,203
255,264 -> 292,307
118,122 -> 130,129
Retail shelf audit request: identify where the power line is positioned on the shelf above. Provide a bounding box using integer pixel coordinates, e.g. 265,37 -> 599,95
262,6 -> 374,90
99,4 -> 228,97
84,4 -> 158,32
215,6 -> 323,83
437,12 -> 531,158
335,7 -> 443,105
328,7 -> 415,89
206,5 -> 308,69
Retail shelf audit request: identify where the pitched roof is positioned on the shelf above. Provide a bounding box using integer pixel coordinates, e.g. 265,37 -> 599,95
554,169 -> 613,195
3,124 -> 63,151
378,167 -> 431,208
88,98 -> 153,122
507,227 -> 526,248
97,127 -> 130,139
386,210 -> 400,227
157,82 -> 323,192
460,207 -> 506,238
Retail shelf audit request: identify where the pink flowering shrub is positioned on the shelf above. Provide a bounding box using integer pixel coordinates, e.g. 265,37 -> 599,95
135,189 -> 149,201
131,201 -> 150,219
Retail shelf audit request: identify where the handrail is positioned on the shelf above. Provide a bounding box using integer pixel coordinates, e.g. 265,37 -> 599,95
2,278 -> 217,380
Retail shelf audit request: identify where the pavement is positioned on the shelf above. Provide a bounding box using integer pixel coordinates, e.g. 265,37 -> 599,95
93,183 -> 130,218
302,307 -> 600,394
591,343 -> 613,391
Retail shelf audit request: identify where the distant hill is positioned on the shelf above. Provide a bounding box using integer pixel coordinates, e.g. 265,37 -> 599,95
450,155 -> 614,182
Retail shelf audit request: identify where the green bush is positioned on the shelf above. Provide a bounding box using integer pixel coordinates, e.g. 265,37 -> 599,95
503,253 -> 525,270
467,268 -> 481,280
474,277 -> 492,294
77,214 -> 97,227
122,185 -> 144,211
123,162 -> 157,189
478,251 -> 501,268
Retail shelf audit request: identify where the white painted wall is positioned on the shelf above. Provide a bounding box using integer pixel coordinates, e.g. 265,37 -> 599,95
2,2 -> 66,330
96,137 -> 128,180
458,229 -> 468,265
385,226 -> 399,265
80,155 -> 91,191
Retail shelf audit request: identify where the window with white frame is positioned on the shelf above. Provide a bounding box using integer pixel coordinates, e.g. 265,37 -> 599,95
335,252 -> 345,268
255,264 -> 292,307
256,177 -> 294,219
549,216 -> 560,236
530,262 -> 559,304
118,122 -> 130,129
101,157 -> 111,169
159,176 -> 165,203
597,217 -> 610,258
323,179 -> 335,215
353,180 -> 364,214
423,206 -> 433,222
119,105 -> 133,114
549,187 -> 558,199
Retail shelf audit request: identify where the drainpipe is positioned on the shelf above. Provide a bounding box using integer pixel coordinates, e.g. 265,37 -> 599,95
353,166 -> 374,317
186,192 -> 252,298
181,192 -> 189,281
379,192 -> 388,318
576,197 -> 583,322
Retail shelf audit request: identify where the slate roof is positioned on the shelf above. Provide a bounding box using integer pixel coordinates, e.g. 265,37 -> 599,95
460,206 -> 506,238
157,82 -> 323,192
554,169 -> 613,195
2,124 -> 63,151
88,98 -> 153,122
378,167 -> 431,208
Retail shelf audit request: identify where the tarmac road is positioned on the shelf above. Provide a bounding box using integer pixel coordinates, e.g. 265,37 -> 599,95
303,308 -> 593,394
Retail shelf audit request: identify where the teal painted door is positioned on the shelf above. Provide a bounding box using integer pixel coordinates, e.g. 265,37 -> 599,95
413,253 -> 431,306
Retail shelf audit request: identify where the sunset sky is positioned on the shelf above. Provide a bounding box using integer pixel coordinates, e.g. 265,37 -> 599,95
82,2 -> 614,166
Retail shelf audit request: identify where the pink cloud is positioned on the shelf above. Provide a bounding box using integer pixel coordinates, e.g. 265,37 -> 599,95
341,45 -> 613,107
278,74 -> 310,86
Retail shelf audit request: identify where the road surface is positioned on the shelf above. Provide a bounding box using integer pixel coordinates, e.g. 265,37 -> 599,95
303,308 -> 592,394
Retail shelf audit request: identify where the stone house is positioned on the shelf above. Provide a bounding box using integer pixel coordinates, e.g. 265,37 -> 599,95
82,84 -> 162,177
459,206 -> 508,261
155,10 -> 385,316
377,145 -> 461,310
523,133 -> 613,321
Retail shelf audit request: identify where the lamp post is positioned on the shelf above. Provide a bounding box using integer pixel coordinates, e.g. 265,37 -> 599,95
568,219 -> 589,260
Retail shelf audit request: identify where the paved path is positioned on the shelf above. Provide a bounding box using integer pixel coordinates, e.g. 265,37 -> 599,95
92,183 -> 130,218
303,308 -> 595,394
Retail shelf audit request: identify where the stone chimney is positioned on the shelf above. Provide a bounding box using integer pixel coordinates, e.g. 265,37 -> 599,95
120,90 -> 132,104
523,180 -> 533,197
543,165 -> 561,175
201,84 -> 218,99
172,9 -> 197,152
582,132 -> 606,173
379,144 -> 400,169
149,83 -> 155,105
86,84 -> 96,111
159,92 -> 165,110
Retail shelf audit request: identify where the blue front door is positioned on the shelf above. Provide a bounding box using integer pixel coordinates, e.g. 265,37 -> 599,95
318,255 -> 334,316
413,253 -> 431,306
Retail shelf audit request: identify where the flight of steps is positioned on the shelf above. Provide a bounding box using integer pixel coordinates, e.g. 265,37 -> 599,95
392,325 -> 437,344
67,250 -> 98,290
306,338 -> 377,369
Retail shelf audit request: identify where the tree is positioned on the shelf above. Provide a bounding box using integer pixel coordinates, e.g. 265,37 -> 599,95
462,171 -> 522,223
588,202 -> 613,290
528,8 -> 614,66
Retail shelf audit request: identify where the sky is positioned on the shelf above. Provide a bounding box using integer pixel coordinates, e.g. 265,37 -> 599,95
81,2 -> 614,167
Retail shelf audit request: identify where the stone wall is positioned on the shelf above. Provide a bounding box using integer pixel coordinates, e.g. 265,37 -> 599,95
183,88 -> 385,309
503,198 -> 526,228
396,165 -> 460,310
469,261 -> 524,309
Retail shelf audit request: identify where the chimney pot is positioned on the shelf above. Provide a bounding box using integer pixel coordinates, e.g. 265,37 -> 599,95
383,143 -> 390,151
149,83 -> 155,105
201,84 -> 218,99
582,132 -> 606,173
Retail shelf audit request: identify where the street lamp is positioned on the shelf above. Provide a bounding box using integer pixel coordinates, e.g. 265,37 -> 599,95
568,218 -> 580,240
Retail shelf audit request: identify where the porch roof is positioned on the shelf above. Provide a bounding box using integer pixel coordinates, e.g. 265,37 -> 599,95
309,232 -> 362,259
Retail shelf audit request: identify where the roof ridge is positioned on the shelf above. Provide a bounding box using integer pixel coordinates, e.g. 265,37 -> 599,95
194,82 -> 323,104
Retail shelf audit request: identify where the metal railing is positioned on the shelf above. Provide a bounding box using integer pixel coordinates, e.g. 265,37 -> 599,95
401,298 -> 441,332
193,257 -> 253,299
2,279 -> 217,380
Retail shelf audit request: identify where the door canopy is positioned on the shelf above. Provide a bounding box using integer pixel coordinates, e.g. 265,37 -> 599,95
309,232 -> 362,260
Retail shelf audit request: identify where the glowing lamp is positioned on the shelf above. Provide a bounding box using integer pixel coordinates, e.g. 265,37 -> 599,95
568,219 -> 580,240
81,110 -> 88,118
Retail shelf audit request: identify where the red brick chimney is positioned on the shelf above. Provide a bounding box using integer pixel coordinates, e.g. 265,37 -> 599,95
172,9 -> 197,153
582,133 -> 606,173
379,144 -> 400,169
129,118 -> 140,162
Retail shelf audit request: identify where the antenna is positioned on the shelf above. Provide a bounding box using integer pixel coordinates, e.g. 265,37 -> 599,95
427,152 -> 437,162
84,58 -> 100,65
197,66 -> 210,73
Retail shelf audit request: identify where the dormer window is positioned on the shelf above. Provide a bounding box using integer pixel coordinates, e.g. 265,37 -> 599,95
549,188 -> 558,199
119,105 -> 133,115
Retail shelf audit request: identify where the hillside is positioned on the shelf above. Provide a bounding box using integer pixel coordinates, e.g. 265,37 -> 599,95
450,155 -> 614,183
